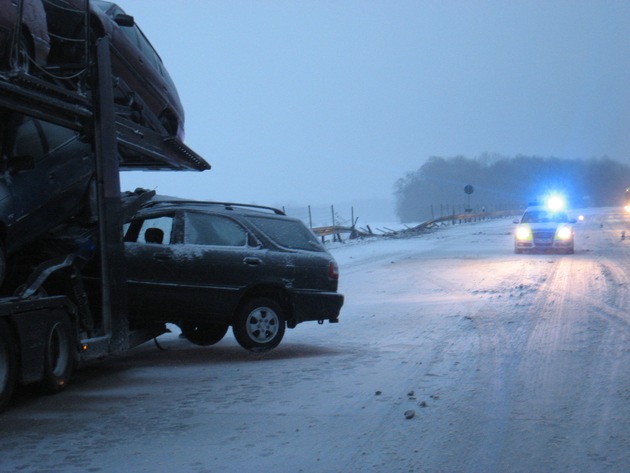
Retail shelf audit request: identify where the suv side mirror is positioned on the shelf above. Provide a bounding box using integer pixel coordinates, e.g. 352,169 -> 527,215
8,155 -> 35,173
114,14 -> 135,27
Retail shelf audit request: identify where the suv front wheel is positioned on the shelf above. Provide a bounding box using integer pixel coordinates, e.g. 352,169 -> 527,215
233,297 -> 286,352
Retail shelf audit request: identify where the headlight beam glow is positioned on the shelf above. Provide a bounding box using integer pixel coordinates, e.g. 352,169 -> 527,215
515,226 -> 532,240
556,227 -> 572,240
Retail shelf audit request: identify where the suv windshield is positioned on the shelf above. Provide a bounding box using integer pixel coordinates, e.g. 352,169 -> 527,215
248,216 -> 324,252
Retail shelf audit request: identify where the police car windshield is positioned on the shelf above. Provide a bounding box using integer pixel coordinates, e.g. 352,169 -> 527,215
522,210 -> 569,223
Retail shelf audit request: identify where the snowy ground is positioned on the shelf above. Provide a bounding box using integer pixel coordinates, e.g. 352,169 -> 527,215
1,207 -> 630,472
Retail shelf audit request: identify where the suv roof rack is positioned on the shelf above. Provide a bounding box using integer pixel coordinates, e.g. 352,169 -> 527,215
141,199 -> 286,215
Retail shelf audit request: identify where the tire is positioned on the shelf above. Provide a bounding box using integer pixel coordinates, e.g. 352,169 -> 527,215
233,297 -> 286,353
0,319 -> 18,413
179,321 -> 229,346
39,315 -> 75,394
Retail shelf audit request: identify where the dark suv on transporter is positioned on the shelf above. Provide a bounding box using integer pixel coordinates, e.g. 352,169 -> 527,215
122,200 -> 344,352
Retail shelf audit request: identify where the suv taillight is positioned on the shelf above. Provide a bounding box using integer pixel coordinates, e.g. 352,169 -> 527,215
328,261 -> 339,280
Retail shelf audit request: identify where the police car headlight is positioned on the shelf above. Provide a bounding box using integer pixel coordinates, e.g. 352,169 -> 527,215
515,226 -> 531,240
556,227 -> 572,240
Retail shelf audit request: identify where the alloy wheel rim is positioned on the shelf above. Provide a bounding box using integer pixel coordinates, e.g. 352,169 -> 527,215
245,307 -> 279,343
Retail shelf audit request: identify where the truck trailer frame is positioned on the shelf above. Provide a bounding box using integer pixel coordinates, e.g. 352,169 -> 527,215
0,6 -> 209,412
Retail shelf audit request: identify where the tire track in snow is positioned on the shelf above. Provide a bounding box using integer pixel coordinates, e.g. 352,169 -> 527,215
344,254 -> 551,472
452,261 -> 546,473
495,251 -> 630,471
418,249 -> 630,472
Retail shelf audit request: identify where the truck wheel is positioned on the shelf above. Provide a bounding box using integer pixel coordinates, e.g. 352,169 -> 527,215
40,316 -> 75,394
0,319 -> 18,413
233,297 -> 285,352
179,322 -> 229,346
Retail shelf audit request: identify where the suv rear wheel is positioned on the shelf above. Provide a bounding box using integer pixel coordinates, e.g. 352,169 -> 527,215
233,297 -> 285,353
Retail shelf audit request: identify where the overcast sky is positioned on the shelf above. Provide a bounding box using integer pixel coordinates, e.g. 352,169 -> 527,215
118,0 -> 630,217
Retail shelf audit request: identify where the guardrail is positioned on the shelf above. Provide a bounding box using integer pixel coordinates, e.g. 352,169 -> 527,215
312,210 -> 518,240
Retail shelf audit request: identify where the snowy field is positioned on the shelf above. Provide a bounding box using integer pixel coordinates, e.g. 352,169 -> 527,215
1,207 -> 630,472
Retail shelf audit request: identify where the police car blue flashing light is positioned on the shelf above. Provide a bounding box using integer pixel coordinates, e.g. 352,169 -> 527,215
545,194 -> 566,212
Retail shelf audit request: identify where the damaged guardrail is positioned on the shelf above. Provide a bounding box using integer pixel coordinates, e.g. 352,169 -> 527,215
312,210 -> 519,240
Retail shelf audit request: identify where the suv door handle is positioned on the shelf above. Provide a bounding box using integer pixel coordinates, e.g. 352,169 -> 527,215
243,257 -> 262,266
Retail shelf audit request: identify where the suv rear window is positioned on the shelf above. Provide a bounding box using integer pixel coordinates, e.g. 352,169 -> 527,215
248,216 -> 324,252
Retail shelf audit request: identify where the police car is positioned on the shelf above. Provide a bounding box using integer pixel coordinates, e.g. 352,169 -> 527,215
513,199 -> 576,254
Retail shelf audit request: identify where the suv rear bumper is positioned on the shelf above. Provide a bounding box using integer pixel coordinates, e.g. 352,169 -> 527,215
287,289 -> 344,327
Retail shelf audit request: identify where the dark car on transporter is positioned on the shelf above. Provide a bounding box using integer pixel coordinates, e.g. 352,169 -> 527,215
122,200 -> 344,352
0,0 -> 49,72
41,0 -> 185,139
1,0 -> 184,138
0,111 -> 94,287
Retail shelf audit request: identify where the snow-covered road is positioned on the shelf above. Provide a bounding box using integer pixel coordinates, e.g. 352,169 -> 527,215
1,207 -> 630,472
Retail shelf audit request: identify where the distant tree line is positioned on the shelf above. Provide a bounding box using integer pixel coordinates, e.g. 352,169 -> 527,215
394,154 -> 630,223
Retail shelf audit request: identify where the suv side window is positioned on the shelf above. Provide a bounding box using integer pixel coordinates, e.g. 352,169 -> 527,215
126,215 -> 174,244
184,212 -> 247,247
248,216 -> 324,251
